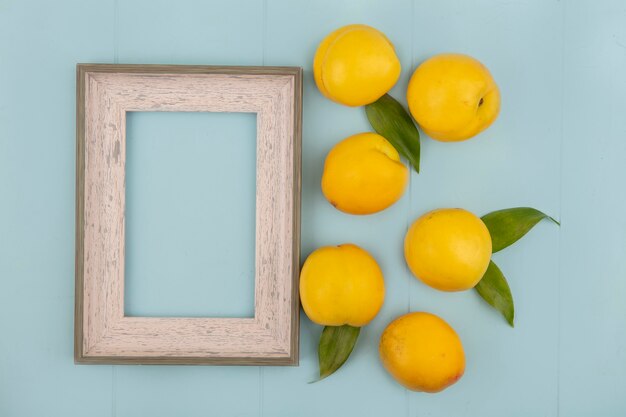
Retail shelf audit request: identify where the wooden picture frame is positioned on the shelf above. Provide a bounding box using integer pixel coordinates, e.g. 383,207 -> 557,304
75,64 -> 302,365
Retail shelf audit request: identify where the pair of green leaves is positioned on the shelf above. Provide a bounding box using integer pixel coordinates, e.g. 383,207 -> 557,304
316,208 -> 559,381
475,207 -> 559,326
366,95 -> 561,328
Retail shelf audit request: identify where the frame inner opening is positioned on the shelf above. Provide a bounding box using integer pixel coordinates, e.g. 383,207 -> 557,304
124,111 -> 257,318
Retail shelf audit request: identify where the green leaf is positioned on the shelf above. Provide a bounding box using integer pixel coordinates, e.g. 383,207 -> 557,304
475,261 -> 514,327
365,94 -> 421,173
481,207 -> 559,253
316,324 -> 360,382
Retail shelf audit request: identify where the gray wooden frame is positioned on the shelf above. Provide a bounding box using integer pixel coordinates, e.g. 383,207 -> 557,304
75,64 -> 302,365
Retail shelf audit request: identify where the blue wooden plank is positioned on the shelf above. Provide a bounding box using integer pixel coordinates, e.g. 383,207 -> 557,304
408,1 -> 561,415
0,0 -> 115,415
114,365 -> 261,417
262,1 -> 413,416
560,1 -> 626,415
0,295 -> 113,416
112,1 -> 264,416
0,0 -> 625,415
116,0 -> 264,65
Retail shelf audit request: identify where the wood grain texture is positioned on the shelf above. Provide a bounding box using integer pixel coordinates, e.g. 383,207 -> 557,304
75,64 -> 302,365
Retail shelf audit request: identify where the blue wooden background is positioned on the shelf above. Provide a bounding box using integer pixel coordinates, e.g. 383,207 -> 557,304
1,0 -> 625,416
